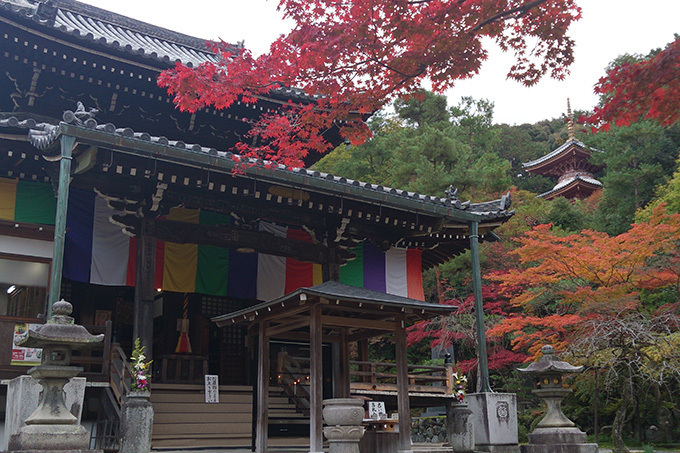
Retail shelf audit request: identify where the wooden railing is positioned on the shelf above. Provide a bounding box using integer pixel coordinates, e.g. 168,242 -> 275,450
70,320 -> 112,377
275,352 -> 455,400
275,352 -> 312,415
350,360 -> 454,394
109,343 -> 133,409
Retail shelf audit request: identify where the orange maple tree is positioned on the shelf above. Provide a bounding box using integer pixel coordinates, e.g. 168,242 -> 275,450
585,35 -> 680,129
487,204 -> 680,358
158,0 -> 581,166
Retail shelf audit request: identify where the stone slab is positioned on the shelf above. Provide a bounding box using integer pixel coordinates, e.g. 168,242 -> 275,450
528,427 -> 588,444
2,375 -> 86,451
8,423 -> 90,451
7,445 -> 96,452
467,393 -> 518,447
474,446 -> 521,453
521,444 -> 598,453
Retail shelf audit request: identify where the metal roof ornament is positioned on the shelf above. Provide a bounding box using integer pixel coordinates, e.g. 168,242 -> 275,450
567,98 -> 576,142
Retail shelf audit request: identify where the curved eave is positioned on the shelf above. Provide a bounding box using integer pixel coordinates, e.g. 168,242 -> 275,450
523,140 -> 603,175
539,178 -> 602,200
0,0 -> 225,68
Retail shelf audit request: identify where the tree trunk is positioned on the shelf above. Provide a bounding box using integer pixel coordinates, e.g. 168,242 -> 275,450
612,402 -> 630,453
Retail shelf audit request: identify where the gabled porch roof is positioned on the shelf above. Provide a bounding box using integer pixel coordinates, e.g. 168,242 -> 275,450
212,281 -> 455,330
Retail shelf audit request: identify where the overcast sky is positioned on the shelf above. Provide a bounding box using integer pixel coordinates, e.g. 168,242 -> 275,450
81,0 -> 679,125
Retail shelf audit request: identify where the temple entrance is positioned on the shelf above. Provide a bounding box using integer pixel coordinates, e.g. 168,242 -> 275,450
153,292 -> 251,385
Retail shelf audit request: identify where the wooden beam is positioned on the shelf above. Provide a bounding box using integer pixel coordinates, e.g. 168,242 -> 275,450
395,314 -> 413,452
321,314 -> 396,331
265,330 -> 341,343
347,329 -> 392,343
266,318 -> 311,338
350,382 -> 450,394
255,320 -> 269,453
309,304 -> 323,453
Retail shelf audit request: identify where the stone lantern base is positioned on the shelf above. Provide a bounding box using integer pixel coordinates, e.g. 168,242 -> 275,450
8,423 -> 90,451
521,427 -> 598,453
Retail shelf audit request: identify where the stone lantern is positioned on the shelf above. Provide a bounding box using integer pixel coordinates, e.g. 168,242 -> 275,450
8,299 -> 104,451
518,345 -> 597,453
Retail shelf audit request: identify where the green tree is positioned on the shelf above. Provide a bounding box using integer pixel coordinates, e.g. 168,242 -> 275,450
394,90 -> 450,128
588,120 -> 679,235
637,156 -> 680,220
315,93 -> 511,201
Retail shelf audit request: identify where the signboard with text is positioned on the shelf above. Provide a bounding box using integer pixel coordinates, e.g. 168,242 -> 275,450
11,323 -> 42,366
205,374 -> 219,403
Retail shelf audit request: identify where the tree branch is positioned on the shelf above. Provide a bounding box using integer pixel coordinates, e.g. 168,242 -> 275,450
472,0 -> 549,32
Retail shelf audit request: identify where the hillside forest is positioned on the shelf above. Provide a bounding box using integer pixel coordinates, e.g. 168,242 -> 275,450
312,70 -> 680,450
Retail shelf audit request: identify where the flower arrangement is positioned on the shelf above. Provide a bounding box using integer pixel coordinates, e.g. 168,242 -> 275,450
130,338 -> 152,392
452,372 -> 468,402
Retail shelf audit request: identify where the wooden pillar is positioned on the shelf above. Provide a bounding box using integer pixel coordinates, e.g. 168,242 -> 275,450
358,339 -> 371,384
323,247 -> 341,282
395,314 -> 413,453
332,328 -> 350,398
47,134 -> 76,316
256,320 -> 269,453
310,304 -> 323,452
133,222 -> 156,361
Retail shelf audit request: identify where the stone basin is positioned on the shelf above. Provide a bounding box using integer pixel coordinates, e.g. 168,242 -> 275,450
322,398 -> 365,426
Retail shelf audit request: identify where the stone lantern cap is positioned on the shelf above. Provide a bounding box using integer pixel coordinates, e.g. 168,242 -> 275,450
517,345 -> 583,375
16,300 -> 104,349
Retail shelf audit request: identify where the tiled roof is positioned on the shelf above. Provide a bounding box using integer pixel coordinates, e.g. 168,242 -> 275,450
1,0 -> 230,67
0,111 -> 515,223
538,174 -> 603,199
212,281 -> 455,326
523,138 -> 601,169
1,0 -> 323,103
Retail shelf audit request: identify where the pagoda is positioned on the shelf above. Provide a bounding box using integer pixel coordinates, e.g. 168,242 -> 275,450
523,101 -> 603,200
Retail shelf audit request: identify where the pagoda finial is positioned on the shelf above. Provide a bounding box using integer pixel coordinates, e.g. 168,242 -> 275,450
566,98 -> 575,141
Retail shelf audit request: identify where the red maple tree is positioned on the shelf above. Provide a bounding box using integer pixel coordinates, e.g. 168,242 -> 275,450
487,204 -> 680,358
158,0 -> 581,166
585,36 -> 680,129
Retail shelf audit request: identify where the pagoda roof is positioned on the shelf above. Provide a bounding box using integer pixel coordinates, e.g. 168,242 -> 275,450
538,174 -> 602,200
523,139 -> 603,175
0,0 -> 232,68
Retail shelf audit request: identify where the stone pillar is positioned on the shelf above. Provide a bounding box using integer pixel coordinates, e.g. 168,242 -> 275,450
467,392 -> 520,452
322,398 -> 365,453
324,426 -> 365,453
119,391 -> 154,453
446,401 -> 474,452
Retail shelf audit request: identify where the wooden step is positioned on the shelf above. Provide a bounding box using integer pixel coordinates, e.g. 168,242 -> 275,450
151,386 -> 254,449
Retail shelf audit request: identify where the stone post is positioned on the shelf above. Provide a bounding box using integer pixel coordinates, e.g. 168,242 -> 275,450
322,398 -> 365,453
119,391 -> 154,453
467,392 -> 520,452
447,401 -> 475,452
